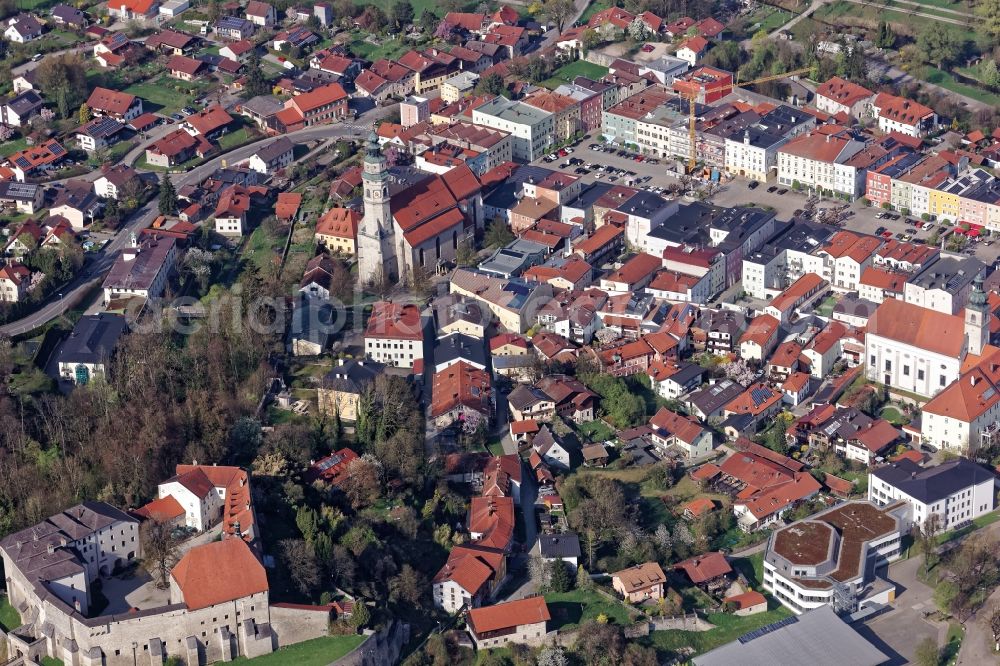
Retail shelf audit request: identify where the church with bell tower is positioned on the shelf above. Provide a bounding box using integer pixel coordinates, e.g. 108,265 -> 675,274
966,270 -> 989,357
357,129 -> 396,285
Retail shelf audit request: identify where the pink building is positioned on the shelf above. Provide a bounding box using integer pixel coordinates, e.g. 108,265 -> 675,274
400,95 -> 429,128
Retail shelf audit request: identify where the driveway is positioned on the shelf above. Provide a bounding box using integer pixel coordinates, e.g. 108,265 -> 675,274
856,556 -> 948,665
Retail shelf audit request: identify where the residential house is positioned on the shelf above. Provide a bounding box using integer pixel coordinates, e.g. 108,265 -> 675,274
611,562 -> 666,603
872,93 -> 936,138
5,14 -> 43,43
168,54 -> 206,81
75,116 -> 127,153
0,263 -> 30,303
814,77 -> 875,119
55,313 -> 128,384
0,90 -> 44,127
245,0 -> 276,27
649,406 -> 714,459
467,597 -> 550,649
317,359 -> 384,421
315,207 -> 360,254
94,165 -> 140,200
364,301 -> 425,369
248,137 -> 294,175
86,87 -> 143,122
50,180 -> 101,229
738,314 -> 780,362
101,234 -> 177,305
108,0 -> 159,20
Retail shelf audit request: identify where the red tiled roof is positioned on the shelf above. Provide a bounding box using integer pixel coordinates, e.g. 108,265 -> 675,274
430,360 -> 491,418
171,538 -> 267,610
816,76 -> 874,108
675,552 -> 731,583
275,192 -> 302,220
867,298 -> 966,358
873,92 -> 934,126
366,301 -> 423,340
86,87 -> 138,116
611,561 -> 666,593
168,54 -> 205,76
468,597 -> 550,634
723,590 -> 766,610
133,495 -> 184,522
316,207 -> 360,239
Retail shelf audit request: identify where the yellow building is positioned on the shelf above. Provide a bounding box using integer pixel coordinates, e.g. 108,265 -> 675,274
315,207 -> 360,255
928,187 -> 960,222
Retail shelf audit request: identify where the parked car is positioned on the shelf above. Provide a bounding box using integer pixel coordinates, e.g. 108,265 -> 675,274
641,43 -> 655,52
875,226 -> 886,236
767,185 -> 778,193
776,188 -> 788,195
748,180 -> 759,189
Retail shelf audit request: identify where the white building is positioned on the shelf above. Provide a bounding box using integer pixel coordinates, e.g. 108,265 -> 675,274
0,502 -> 140,615
776,129 -> 867,198
363,301 -> 425,369
814,76 -> 875,119
865,292 -> 986,398
472,97 -> 554,162
763,501 -> 907,614
869,458 -> 995,531
871,92 -> 936,138
724,106 -> 814,182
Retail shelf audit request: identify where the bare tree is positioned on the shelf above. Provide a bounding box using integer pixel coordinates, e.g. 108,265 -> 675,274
988,603 -> 1000,652
141,520 -> 182,589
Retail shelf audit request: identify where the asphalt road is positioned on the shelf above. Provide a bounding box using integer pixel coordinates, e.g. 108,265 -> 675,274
0,105 -> 395,337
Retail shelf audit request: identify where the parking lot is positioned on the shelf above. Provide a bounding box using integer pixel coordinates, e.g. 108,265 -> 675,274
533,139 -> 998,265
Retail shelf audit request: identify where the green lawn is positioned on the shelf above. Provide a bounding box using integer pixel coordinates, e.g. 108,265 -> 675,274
0,595 -> 22,631
577,419 -> 616,443
544,587 -> 635,630
0,137 -> 29,158
348,35 -> 410,62
218,126 -> 256,151
474,648 -> 512,665
920,67 -> 1000,106
230,634 -> 365,665
936,508 -> 1000,545
124,77 -> 210,116
41,657 -> 65,666
542,60 -> 610,89
879,406 -> 908,425
642,602 -> 793,658
731,553 -> 765,589
814,295 -> 837,317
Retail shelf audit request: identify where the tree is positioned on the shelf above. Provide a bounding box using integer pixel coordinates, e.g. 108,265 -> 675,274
243,52 -> 270,98
977,0 -> 1000,40
981,59 -> 1000,90
280,538 -> 321,596
627,17 -> 651,41
576,564 -> 592,589
455,238 -> 477,266
988,603 -> 1000,652
158,175 -> 177,215
418,9 -> 437,33
350,600 -> 370,629
78,103 -> 91,126
475,71 -> 506,96
548,560 -> 572,592
484,218 -> 514,248
875,20 -> 894,49
391,0 -> 414,29
913,636 -> 939,666
35,54 -> 87,118
140,520 -> 181,589
545,0 -> 575,32
537,646 -> 569,666
916,24 -> 965,69
390,564 -> 424,606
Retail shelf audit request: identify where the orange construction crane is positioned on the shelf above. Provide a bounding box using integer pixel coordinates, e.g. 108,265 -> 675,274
681,66 -> 814,174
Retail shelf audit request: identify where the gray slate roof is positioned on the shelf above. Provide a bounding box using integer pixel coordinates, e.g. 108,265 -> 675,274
871,457 -> 994,504
56,313 -> 127,367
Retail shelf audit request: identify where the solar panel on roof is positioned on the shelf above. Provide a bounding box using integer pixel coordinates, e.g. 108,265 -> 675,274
49,143 -> 66,157
750,387 -> 772,406
13,157 -> 30,168
737,615 -> 798,644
